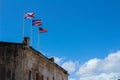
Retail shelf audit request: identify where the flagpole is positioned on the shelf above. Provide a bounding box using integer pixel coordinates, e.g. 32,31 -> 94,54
22,13 -> 25,41
30,22 -> 33,46
38,28 -> 40,52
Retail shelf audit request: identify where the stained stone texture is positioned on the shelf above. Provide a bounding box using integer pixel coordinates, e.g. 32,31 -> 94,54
0,38 -> 69,80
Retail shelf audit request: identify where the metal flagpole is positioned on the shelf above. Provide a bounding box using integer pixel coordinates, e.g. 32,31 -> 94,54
38,28 -> 40,51
30,22 -> 33,46
22,12 -> 25,80
22,13 -> 25,40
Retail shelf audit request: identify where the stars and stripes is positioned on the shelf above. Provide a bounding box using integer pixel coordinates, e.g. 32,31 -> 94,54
25,12 -> 35,19
32,20 -> 42,26
39,27 -> 47,33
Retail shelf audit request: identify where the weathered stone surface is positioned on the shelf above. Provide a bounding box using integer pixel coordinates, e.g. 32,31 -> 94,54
0,40 -> 69,80
7,68 -> 11,79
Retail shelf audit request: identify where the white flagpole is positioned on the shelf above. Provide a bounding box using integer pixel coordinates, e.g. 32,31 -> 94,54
30,22 -> 33,46
38,28 -> 40,51
22,13 -> 25,41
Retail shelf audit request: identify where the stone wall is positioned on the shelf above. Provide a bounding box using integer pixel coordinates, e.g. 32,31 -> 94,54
0,42 -> 23,80
0,42 -> 68,80
22,47 -> 68,80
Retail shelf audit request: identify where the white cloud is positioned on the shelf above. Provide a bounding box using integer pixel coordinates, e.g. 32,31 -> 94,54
76,58 -> 101,77
53,56 -> 65,65
69,78 -> 76,80
79,72 -> 120,80
102,51 -> 120,73
52,51 -> 120,80
76,51 -> 120,80
62,61 -> 76,73
54,57 -> 78,73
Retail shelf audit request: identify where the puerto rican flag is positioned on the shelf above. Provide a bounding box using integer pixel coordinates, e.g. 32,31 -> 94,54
25,12 -> 35,19
32,20 -> 42,26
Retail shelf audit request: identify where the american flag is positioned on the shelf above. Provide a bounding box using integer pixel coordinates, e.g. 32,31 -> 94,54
39,27 -> 47,33
25,12 -> 35,19
32,20 -> 42,26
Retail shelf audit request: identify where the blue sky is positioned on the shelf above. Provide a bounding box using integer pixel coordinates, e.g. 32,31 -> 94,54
1,0 -> 120,80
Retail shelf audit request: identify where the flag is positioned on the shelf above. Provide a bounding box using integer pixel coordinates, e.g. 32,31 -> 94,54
39,27 -> 47,33
32,20 -> 42,26
25,12 -> 35,19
